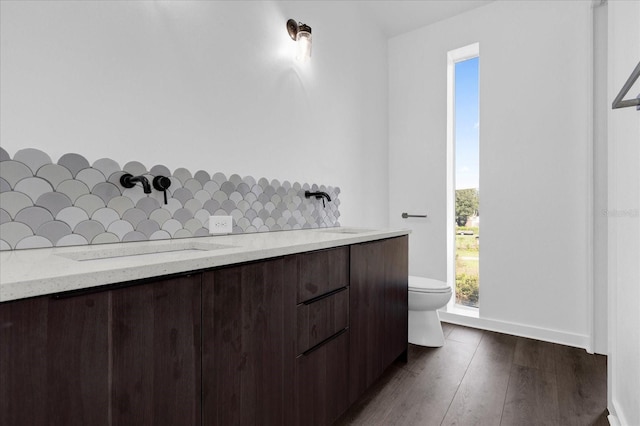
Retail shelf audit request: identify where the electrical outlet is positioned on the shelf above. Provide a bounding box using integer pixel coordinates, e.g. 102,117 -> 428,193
209,215 -> 233,234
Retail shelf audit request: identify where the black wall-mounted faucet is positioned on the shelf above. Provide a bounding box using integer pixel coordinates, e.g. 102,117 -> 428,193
120,173 -> 152,194
305,190 -> 332,207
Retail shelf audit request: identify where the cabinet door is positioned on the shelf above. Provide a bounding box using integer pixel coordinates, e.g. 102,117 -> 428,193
296,246 -> 349,303
296,330 -> 350,426
0,292 -> 110,426
202,258 -> 296,426
349,236 -> 409,403
111,274 -> 202,426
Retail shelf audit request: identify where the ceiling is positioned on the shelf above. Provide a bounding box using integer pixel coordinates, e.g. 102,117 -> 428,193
359,0 -> 494,38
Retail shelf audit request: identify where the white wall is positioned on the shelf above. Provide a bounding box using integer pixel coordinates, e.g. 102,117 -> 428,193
0,0 -> 389,228
607,1 -> 640,424
389,1 -> 594,348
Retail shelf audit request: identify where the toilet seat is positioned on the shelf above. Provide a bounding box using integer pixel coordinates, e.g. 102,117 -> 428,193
408,277 -> 451,294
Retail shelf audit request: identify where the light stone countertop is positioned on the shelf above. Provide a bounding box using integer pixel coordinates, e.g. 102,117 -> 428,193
0,227 -> 410,302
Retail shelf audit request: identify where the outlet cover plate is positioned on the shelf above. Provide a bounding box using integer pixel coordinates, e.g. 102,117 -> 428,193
209,215 -> 233,234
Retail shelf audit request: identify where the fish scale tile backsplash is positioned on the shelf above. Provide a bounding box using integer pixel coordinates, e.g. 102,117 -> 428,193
0,147 -> 341,250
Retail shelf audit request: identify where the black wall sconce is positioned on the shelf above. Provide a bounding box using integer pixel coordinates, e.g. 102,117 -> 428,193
286,19 -> 312,63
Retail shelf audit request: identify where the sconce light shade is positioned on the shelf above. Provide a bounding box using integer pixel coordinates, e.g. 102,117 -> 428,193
287,19 -> 312,63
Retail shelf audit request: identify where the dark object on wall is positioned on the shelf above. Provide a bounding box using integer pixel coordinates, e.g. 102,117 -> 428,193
612,61 -> 640,110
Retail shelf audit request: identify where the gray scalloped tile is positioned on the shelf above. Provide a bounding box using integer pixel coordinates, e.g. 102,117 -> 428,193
258,225 -> 269,232
277,187 -> 287,197
91,207 -> 120,229
194,190 -> 211,205
259,209 -> 270,220
107,196 -> 135,217
184,179 -> 202,194
107,220 -> 134,239
92,182 -> 121,204
13,149 -> 52,174
203,181 -> 219,195
184,199 -> 202,214
149,230 -> 171,240
56,234 -> 89,247
184,218 -> 202,233
245,209 -> 257,221
36,164 -> 73,189
57,180 -> 90,203
14,206 -> 54,231
220,181 -> 235,195
36,220 -> 72,245
136,197 -> 160,216
122,187 -> 148,205
277,217 -> 287,227
35,192 -> 71,217
258,193 -> 270,205
123,161 -> 147,176
202,200 -> 220,214
13,177 -> 53,203
106,171 -> 126,186
0,240 -> 9,250
243,175 -> 256,187
236,183 -> 250,196
221,199 -> 235,214
194,228 -> 209,237
75,168 -> 106,191
74,220 -> 105,242
15,235 -> 52,250
211,190 -> 227,203
252,201 -> 264,212
229,174 -> 243,186
172,187 -> 193,205
250,184 -> 263,196
122,231 -> 147,242
58,153 -> 90,177
230,209 -> 243,222
258,177 -> 269,189
194,170 -> 210,185
161,218 -> 182,236
149,164 -> 170,177
1,222 -> 34,248
1,160 -> 33,188
173,167 -> 192,184
0,178 -> 10,193
92,232 -> 120,244
282,180 -> 291,190
212,172 -> 227,185
0,209 -> 10,224
1,192 -> 34,218
122,208 -> 147,228
92,158 -> 121,180
229,191 -> 243,204
162,198 -> 182,215
0,147 -> 10,162
212,208 -> 226,217
167,176 -> 182,190
56,206 -> 90,230
237,217 -> 250,231
173,208 -> 193,225
237,200 -> 250,213
245,225 -> 257,233
149,208 -> 172,226
270,179 -> 280,188
243,192 -> 258,204
270,195 -> 281,206
265,217 -> 276,227
74,194 -> 106,217
136,219 -> 160,237
173,229 -> 192,239
194,209 -> 210,225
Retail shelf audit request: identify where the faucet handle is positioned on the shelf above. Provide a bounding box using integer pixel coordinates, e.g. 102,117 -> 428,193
153,176 -> 171,204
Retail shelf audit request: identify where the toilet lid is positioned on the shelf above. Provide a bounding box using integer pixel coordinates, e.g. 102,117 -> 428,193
408,276 -> 451,293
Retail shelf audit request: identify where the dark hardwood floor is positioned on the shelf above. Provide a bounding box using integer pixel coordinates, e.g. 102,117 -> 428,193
336,323 -> 608,426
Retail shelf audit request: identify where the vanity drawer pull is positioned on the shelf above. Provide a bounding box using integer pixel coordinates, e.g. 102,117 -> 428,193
297,287 -> 349,355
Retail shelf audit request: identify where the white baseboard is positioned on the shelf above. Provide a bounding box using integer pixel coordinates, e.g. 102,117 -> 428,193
608,397 -> 630,426
438,311 -> 591,351
607,414 -> 620,426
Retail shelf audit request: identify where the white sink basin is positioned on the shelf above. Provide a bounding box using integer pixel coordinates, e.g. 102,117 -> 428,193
316,227 -> 375,235
57,241 -> 235,261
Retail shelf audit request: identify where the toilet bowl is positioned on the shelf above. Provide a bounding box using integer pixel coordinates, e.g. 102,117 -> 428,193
408,276 -> 452,347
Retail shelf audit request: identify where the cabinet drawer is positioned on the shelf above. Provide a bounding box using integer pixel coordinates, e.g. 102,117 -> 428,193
296,246 -> 349,303
297,287 -> 349,355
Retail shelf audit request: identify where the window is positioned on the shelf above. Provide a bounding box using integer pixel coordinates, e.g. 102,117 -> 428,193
447,43 -> 480,313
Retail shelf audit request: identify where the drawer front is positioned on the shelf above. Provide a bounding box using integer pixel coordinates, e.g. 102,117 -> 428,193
296,246 -> 349,303
297,287 -> 349,355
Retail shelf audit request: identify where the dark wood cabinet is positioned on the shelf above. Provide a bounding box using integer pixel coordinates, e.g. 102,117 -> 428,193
111,274 -> 202,425
202,258 -> 296,426
0,274 -> 201,426
0,235 -> 408,426
349,236 -> 408,404
0,291 -> 110,426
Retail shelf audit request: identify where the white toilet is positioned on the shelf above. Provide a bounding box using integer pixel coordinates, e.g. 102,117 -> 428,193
408,276 -> 452,347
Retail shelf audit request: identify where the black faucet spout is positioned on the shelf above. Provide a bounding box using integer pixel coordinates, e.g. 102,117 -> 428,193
305,190 -> 332,207
120,173 -> 152,194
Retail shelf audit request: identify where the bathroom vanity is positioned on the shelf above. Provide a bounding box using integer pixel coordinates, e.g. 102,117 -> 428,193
0,228 -> 408,426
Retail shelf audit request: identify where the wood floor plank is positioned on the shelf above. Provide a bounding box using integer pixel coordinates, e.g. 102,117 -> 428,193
555,345 -> 608,426
501,364 -> 559,426
513,337 -> 557,372
440,331 -> 517,426
446,324 -> 484,346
